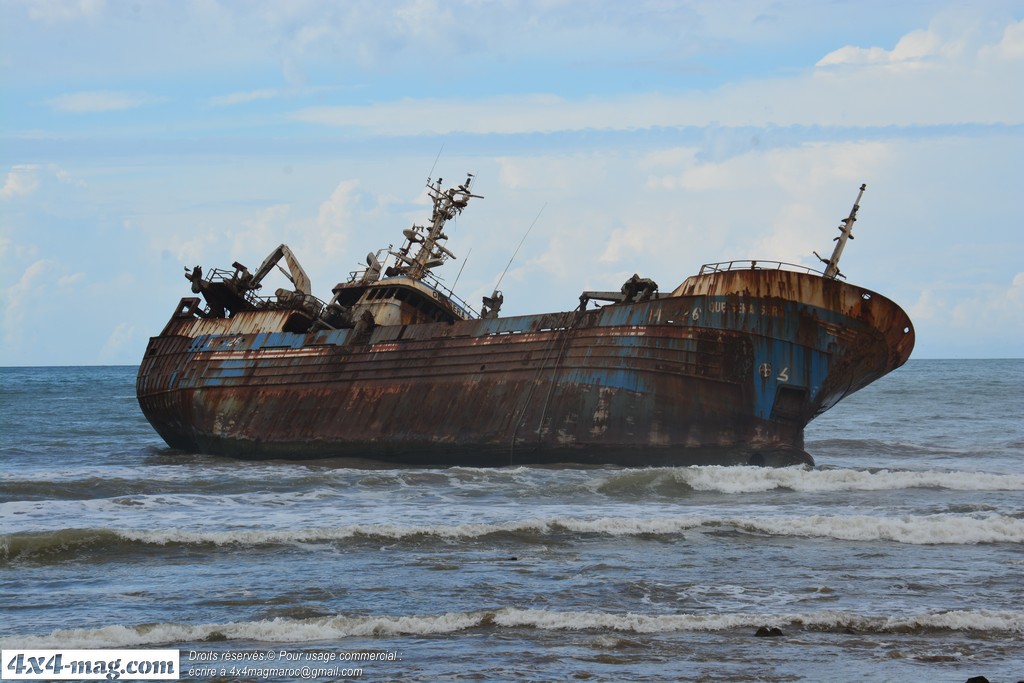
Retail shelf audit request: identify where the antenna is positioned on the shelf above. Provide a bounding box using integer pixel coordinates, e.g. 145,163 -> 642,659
480,204 -> 544,319
427,143 -> 445,183
451,248 -> 471,292
493,203 -> 546,294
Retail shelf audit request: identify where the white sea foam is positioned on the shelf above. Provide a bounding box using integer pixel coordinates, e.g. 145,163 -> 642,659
106,510 -> 1023,547
663,465 -> 1024,494
6,608 -> 1021,649
727,512 -> 1024,545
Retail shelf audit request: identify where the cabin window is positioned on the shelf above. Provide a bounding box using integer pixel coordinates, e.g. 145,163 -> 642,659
335,289 -> 362,306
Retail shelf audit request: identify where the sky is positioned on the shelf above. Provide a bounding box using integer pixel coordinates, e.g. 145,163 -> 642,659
1,0 -> 1022,366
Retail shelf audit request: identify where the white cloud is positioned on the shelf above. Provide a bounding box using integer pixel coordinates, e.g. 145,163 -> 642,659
815,13 -> 1023,70
649,142 -> 890,198
3,4 -> 1021,363
200,187 -> 364,298
0,164 -> 86,200
909,273 -> 1024,357
2,259 -> 57,350
172,230 -> 222,267
209,89 -> 283,107
1013,272 -> 1024,298
288,14 -> 1024,135
980,18 -> 1024,61
7,259 -> 53,288
317,180 -> 358,230
599,220 -> 665,264
21,0 -> 104,22
57,272 -> 86,287
817,27 -> 949,68
0,165 -> 40,199
53,167 -> 87,189
228,204 -> 291,264
47,90 -> 165,113
290,69 -> 1014,136
3,132 -> 1014,364
99,321 -> 135,361
307,180 -> 365,270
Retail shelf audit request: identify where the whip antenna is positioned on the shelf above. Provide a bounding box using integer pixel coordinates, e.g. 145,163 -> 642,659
451,248 -> 471,292
480,204 -> 545,319
494,203 -> 545,293
427,143 -> 445,182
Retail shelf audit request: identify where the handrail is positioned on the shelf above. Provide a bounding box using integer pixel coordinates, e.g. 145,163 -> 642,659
205,267 -> 238,281
210,252 -> 479,320
698,260 -> 826,277
246,292 -> 328,314
198,267 -> 328,316
421,272 -> 479,319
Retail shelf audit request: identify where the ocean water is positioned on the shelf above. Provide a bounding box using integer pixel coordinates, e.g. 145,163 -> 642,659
1,360 -> 1022,682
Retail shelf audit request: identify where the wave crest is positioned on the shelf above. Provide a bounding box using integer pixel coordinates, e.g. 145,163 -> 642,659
632,466 -> 1024,495
5,607 -> 1021,649
4,511 -> 1021,565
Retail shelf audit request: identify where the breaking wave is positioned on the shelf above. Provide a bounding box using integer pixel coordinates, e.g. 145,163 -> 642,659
5,512 -> 1022,563
5,464 -> 1023,505
5,607 -> 1021,649
594,465 -> 1024,496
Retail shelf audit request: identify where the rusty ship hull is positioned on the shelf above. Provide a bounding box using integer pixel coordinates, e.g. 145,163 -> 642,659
137,178 -> 914,467
137,269 -> 913,468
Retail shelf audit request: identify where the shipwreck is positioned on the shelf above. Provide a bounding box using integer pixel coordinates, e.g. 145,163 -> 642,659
137,176 -> 914,467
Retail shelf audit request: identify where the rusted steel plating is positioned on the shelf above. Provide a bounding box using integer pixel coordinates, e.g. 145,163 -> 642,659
137,178 -> 914,467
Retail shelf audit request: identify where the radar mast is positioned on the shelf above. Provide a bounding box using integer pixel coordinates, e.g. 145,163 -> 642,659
390,175 -> 482,281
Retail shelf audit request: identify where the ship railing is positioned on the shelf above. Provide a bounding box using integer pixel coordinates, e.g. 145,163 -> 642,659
205,266 -> 240,281
202,267 -> 328,315
346,258 -> 479,320
421,271 -> 479,320
698,260 -> 826,277
244,292 -> 328,316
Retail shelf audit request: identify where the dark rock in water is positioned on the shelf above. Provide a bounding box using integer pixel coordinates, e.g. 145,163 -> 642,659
964,677 -> 989,683
754,626 -> 784,637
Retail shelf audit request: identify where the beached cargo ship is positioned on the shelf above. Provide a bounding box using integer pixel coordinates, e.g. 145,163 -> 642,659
136,176 -> 914,467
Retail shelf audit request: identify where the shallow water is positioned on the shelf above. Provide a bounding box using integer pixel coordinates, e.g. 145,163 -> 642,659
2,360 -> 1022,681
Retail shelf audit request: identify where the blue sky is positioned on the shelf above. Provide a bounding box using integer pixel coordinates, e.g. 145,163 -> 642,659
1,0 -> 1022,365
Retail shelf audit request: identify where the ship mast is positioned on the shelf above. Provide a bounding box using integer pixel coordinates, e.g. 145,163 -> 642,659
817,183 -> 866,280
392,175 -> 482,281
